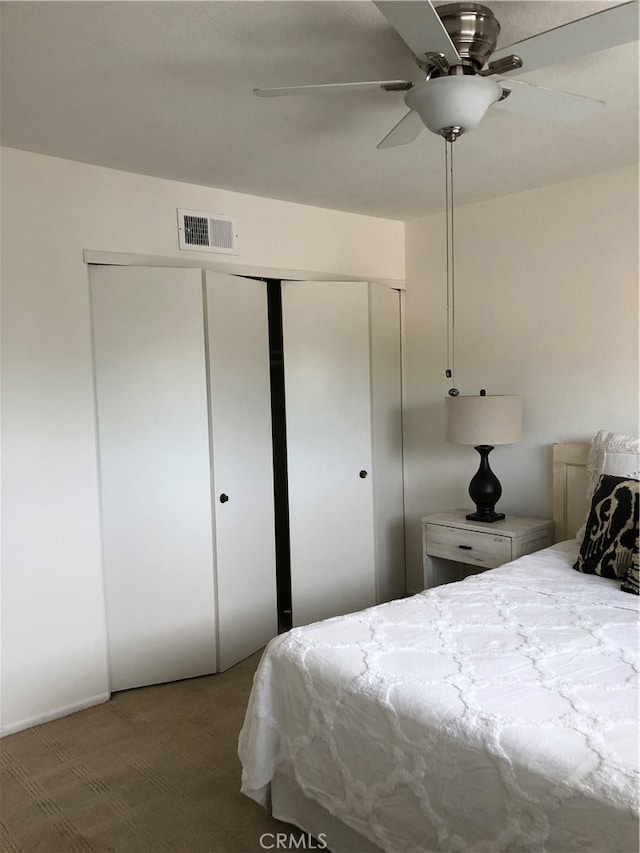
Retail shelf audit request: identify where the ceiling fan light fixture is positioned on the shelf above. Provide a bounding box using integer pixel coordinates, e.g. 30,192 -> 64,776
405,75 -> 502,137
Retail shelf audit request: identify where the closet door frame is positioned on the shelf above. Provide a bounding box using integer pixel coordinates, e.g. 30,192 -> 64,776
86,251 -> 407,644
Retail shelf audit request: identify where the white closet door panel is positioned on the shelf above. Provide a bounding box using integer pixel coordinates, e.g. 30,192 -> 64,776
205,271 -> 277,671
370,284 -> 406,603
282,280 -> 375,627
90,265 -> 216,691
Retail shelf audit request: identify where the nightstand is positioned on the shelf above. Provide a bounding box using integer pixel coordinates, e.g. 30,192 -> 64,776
422,510 -> 554,589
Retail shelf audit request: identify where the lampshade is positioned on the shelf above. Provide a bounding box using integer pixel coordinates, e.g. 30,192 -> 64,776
405,76 -> 502,136
445,395 -> 522,446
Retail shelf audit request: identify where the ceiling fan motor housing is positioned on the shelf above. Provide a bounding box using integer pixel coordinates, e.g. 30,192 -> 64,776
437,2 -> 501,71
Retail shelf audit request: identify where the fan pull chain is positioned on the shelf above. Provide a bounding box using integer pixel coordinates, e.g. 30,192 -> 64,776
445,136 -> 458,396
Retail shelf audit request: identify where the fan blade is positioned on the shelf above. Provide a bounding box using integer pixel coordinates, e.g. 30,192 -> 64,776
373,1 -> 461,66
254,80 -> 412,97
494,78 -> 605,126
491,2 -> 639,76
377,109 -> 425,149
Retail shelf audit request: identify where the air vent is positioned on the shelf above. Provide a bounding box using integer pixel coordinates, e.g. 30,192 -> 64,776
177,209 -> 238,255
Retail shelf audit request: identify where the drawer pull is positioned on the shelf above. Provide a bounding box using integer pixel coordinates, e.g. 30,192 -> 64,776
458,544 -> 473,550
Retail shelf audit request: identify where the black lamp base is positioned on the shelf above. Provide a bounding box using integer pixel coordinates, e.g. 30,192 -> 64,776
466,509 -> 505,523
466,444 -> 505,524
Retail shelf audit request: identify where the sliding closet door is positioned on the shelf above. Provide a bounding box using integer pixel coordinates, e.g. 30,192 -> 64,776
90,265 -> 216,692
204,272 -> 277,671
282,280 -> 376,626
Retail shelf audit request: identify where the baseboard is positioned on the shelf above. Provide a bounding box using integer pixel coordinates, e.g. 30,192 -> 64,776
0,692 -> 111,738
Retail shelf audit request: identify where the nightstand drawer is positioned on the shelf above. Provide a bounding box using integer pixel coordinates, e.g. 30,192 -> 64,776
426,524 -> 512,569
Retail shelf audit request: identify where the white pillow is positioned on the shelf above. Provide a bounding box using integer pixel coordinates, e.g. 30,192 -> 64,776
576,430 -> 640,547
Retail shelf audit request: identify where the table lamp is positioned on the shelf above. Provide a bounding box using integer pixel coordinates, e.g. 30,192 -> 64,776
445,393 -> 522,522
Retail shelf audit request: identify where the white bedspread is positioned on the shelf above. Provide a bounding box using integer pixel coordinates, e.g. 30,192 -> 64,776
239,543 -> 639,852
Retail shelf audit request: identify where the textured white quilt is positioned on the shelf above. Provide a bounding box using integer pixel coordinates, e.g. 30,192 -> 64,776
239,542 -> 639,852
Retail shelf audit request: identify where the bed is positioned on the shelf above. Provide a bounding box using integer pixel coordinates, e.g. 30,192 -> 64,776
239,442 -> 639,852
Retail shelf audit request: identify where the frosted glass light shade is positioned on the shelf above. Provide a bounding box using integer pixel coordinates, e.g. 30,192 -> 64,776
445,395 -> 522,446
405,76 -> 502,136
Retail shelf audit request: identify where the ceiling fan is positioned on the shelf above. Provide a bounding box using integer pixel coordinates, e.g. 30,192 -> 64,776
254,1 -> 638,147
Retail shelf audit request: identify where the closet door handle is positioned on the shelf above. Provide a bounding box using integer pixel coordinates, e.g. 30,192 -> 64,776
219,493 -> 229,503
359,470 -> 368,479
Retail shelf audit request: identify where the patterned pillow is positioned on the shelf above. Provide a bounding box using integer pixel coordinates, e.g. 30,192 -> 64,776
573,474 -> 639,579
621,536 -> 639,595
576,431 -> 640,548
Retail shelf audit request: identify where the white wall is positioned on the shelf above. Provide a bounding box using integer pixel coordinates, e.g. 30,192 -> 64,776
403,165 -> 639,593
0,146 -> 405,735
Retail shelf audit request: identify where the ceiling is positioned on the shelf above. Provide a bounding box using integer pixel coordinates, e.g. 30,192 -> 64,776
1,1 -> 637,220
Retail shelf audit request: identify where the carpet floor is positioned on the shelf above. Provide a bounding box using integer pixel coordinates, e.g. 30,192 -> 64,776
0,651 -> 307,853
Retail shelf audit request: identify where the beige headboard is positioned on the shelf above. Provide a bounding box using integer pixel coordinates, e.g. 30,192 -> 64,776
552,443 -> 589,542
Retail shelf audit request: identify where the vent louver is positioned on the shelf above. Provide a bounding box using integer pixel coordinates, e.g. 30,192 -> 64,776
177,209 -> 238,255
